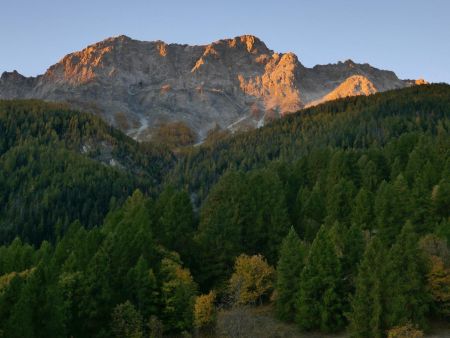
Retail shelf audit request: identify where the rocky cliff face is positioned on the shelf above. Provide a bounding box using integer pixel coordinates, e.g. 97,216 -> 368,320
0,35 -> 415,141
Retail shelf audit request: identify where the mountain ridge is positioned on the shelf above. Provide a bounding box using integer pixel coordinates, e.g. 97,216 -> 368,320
0,34 -> 418,141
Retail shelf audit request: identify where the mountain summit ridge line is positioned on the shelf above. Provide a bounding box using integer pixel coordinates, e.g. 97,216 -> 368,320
0,34 -> 422,141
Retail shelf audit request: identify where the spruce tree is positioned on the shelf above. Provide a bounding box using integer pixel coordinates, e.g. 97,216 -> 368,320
296,226 -> 345,332
348,236 -> 388,338
7,262 -> 67,338
126,256 -> 159,319
326,179 -> 356,225
157,189 -> 195,259
276,227 -> 307,321
385,222 -> 430,329
160,256 -> 197,332
351,188 -> 374,230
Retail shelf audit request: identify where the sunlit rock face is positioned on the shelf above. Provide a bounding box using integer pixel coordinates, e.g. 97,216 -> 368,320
305,75 -> 378,107
0,35 -> 418,141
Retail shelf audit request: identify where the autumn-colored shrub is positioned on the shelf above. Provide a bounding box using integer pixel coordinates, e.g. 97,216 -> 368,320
387,323 -> 424,338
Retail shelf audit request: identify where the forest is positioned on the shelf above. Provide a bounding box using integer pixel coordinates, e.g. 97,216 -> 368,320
0,84 -> 449,337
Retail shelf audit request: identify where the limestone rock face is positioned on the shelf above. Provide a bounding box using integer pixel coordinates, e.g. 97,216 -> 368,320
306,75 -> 378,107
0,35 -> 419,141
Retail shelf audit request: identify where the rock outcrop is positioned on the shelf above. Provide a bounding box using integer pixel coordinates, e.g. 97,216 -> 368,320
0,35 -> 420,141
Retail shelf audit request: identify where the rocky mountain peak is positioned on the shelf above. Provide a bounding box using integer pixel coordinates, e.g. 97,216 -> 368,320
0,35 -> 420,141
1,70 -> 24,81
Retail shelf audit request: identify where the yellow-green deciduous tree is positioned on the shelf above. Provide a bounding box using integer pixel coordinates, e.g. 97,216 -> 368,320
229,254 -> 274,305
427,255 -> 450,318
194,291 -> 216,329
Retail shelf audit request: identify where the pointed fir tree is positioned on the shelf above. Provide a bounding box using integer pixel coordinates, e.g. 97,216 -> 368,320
348,236 -> 388,338
326,178 -> 356,226
296,226 -> 345,332
126,256 -> 159,319
276,227 -> 308,321
156,188 -> 196,260
385,222 -> 430,330
351,187 -> 374,230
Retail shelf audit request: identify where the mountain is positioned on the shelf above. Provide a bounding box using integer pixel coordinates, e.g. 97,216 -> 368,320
0,35 -> 413,141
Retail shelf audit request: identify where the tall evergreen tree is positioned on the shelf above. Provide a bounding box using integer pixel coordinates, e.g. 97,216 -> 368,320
7,262 -> 67,338
385,222 -> 430,329
126,256 -> 159,319
375,177 -> 410,245
276,227 -> 308,321
326,178 -> 356,225
159,257 -> 197,333
296,226 -> 345,332
351,188 -> 374,230
195,171 -> 249,288
156,188 -> 196,259
348,236 -> 388,338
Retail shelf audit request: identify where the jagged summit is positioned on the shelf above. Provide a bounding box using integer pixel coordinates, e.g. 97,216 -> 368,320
0,35 -> 421,141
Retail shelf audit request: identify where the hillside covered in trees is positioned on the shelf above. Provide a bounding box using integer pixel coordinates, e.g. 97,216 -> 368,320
0,84 -> 449,337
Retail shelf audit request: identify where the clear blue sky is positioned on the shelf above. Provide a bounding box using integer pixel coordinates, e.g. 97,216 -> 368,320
1,0 -> 449,83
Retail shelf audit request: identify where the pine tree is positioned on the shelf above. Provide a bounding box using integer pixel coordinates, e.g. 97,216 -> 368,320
156,188 -> 195,260
111,301 -> 143,338
276,227 -> 307,321
296,226 -> 345,332
7,262 -> 67,338
348,236 -> 388,338
195,171 -> 249,288
79,242 -> 114,337
246,169 -> 290,263
126,256 -> 159,319
351,188 -> 374,230
301,183 -> 326,241
375,177 -> 410,245
341,223 -> 365,294
385,222 -> 430,329
326,178 -> 356,226
159,256 -> 197,332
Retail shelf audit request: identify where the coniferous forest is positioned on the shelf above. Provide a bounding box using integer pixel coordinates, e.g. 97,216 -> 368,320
0,84 -> 449,337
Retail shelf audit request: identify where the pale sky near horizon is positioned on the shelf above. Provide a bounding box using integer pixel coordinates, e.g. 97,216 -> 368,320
1,0 -> 449,83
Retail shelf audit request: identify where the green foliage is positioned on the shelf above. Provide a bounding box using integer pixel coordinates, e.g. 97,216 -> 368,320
169,84 -> 450,203
348,237 -> 389,338
349,224 -> 431,337
159,256 -> 197,332
385,223 -> 430,329
6,261 -> 66,338
111,301 -> 143,338
276,227 -> 308,321
0,85 -> 449,336
0,100 -> 175,245
296,226 -> 346,332
125,256 -> 159,319
154,187 -> 196,263
195,169 -> 289,288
